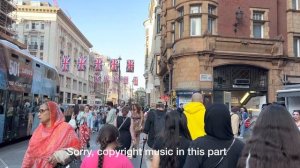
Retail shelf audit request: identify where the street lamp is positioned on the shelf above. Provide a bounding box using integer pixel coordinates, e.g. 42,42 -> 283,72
233,7 -> 244,33
117,56 -> 122,105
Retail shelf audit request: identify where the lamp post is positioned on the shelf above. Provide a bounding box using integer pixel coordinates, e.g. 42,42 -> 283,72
233,7 -> 244,33
129,79 -> 133,106
117,56 -> 122,105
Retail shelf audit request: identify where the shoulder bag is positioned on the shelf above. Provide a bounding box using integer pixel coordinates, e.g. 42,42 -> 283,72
210,138 -> 236,168
118,117 -> 129,131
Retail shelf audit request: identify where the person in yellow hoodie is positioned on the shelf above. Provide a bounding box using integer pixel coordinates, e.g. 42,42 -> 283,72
184,93 -> 206,140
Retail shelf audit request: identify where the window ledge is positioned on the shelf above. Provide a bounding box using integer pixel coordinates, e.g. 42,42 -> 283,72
287,9 -> 300,13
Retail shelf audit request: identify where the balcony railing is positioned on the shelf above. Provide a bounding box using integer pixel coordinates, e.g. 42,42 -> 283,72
40,44 -> 44,50
28,44 -> 38,50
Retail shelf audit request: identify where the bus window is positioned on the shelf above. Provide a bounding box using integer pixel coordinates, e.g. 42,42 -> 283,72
5,92 -> 17,140
47,69 -> 55,80
23,93 -> 32,114
0,90 -> 4,114
33,94 -> 41,113
11,54 -> 19,59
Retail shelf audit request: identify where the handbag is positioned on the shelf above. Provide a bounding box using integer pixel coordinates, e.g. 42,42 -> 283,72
68,119 -> 77,129
54,148 -> 82,168
118,117 -> 129,131
55,156 -> 81,168
210,138 -> 236,168
244,118 -> 251,128
134,124 -> 143,134
133,117 -> 143,133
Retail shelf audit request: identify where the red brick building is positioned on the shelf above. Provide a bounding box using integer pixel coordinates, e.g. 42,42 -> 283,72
157,0 -> 300,110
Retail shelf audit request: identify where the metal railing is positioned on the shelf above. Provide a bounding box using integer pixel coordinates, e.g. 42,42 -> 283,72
28,44 -> 38,50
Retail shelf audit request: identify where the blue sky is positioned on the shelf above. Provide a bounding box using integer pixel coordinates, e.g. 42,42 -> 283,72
47,0 -> 149,88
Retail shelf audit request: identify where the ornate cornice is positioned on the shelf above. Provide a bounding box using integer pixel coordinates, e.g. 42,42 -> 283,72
17,5 -> 93,48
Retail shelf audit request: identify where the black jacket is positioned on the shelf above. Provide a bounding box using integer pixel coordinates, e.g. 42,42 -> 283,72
143,109 -> 165,148
183,104 -> 244,168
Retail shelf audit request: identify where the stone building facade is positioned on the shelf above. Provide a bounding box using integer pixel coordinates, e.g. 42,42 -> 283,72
0,0 -> 25,48
14,1 -> 93,104
144,0 -> 162,106
158,0 -> 300,109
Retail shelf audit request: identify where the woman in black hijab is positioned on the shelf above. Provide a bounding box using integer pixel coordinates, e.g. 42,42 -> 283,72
183,104 -> 244,168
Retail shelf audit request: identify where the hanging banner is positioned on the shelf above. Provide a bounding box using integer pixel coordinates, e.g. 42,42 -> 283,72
133,76 -> 138,86
123,76 -> 128,84
110,59 -> 118,72
126,60 -> 134,72
77,56 -> 87,71
113,74 -> 119,83
94,73 -> 101,83
104,75 -> 110,83
61,55 -> 70,72
94,58 -> 102,71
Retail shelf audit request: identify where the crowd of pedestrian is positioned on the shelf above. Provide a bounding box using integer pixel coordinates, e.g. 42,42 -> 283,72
21,93 -> 300,168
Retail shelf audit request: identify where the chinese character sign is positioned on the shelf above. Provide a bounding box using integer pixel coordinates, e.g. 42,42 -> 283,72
123,76 -> 128,84
61,55 -> 70,72
77,56 -> 87,71
133,76 -> 138,86
94,58 -> 102,71
110,59 -> 118,72
126,60 -> 134,72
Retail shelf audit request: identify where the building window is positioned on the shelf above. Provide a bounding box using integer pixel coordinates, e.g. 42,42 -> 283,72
40,52 -> 43,60
208,17 -> 216,34
190,6 -> 201,14
83,84 -> 87,92
171,22 -> 175,43
24,35 -> 28,45
30,36 -> 38,49
178,8 -> 184,38
40,36 -> 44,50
172,0 -> 176,7
26,24 -> 29,29
178,8 -> 184,17
79,82 -> 82,91
190,17 -> 201,36
253,11 -> 264,38
208,5 -> 216,15
178,20 -> 184,38
30,52 -> 37,56
294,37 -> 300,57
157,14 -> 161,34
208,5 -> 217,35
73,80 -> 77,90
293,0 -> 299,10
253,12 -> 263,20
59,75 -> 64,86
67,78 -> 71,89
41,23 -> 45,29
31,22 -> 36,29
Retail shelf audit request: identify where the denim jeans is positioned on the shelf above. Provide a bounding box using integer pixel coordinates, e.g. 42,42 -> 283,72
239,121 -> 248,137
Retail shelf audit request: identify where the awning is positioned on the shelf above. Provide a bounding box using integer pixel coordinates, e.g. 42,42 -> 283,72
277,89 -> 300,97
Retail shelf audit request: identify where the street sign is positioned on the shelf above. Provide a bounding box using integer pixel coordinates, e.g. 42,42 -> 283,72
200,74 -> 212,81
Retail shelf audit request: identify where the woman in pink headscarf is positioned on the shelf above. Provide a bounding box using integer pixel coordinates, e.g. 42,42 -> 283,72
22,101 -> 81,168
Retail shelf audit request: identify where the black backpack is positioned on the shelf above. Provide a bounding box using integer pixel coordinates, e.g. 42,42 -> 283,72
153,110 -> 166,138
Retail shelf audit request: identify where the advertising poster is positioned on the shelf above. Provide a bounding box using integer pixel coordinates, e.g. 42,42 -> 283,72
31,65 -> 43,94
7,56 -> 33,92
